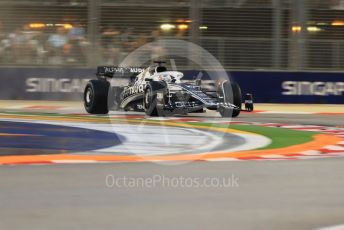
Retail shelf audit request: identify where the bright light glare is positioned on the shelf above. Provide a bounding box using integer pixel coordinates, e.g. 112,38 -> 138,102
29,23 -> 45,28
292,25 -> 301,32
332,20 -> 344,26
178,24 -> 188,30
160,24 -> 176,31
307,26 -> 322,32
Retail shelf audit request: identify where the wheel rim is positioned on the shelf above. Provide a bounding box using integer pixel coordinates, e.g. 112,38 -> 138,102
145,88 -> 151,109
85,87 -> 93,106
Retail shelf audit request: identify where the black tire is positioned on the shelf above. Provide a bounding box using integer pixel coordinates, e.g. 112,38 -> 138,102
143,81 -> 167,116
219,81 -> 242,118
84,80 -> 110,114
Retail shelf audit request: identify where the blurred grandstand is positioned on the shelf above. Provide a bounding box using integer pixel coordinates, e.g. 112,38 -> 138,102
0,0 -> 344,70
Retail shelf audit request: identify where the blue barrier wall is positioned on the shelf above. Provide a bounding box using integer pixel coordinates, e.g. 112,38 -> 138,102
0,68 -> 343,103
232,71 -> 344,104
0,68 -> 93,100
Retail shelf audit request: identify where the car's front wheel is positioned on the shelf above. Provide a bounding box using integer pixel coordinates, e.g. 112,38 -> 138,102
218,81 -> 242,118
84,80 -> 109,114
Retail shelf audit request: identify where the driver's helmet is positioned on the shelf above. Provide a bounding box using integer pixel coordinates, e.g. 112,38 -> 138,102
158,73 -> 173,82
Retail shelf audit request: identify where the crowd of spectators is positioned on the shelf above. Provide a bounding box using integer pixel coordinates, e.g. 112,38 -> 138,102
0,22 -> 88,65
100,27 -> 166,65
0,21 -> 168,66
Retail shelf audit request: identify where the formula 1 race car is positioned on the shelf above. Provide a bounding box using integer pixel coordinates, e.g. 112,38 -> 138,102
84,61 -> 254,117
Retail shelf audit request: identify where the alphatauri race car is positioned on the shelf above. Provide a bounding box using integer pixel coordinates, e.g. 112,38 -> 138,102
84,62 -> 253,117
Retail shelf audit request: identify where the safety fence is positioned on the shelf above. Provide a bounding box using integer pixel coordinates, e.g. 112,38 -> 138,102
1,0 -> 344,71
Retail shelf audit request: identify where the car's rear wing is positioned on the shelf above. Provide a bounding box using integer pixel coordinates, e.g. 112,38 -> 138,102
96,66 -> 145,78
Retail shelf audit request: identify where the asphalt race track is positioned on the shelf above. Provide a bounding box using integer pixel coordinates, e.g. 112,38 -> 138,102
0,101 -> 344,230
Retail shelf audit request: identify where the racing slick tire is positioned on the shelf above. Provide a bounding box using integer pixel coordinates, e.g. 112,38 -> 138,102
84,80 -> 110,114
219,81 -> 242,118
144,81 -> 167,116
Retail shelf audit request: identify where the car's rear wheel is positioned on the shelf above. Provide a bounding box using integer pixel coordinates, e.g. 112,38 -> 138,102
144,85 -> 158,116
144,81 -> 167,116
84,80 -> 109,114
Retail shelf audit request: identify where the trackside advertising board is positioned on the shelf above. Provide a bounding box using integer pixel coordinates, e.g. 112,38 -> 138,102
0,68 -> 343,103
225,71 -> 344,104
